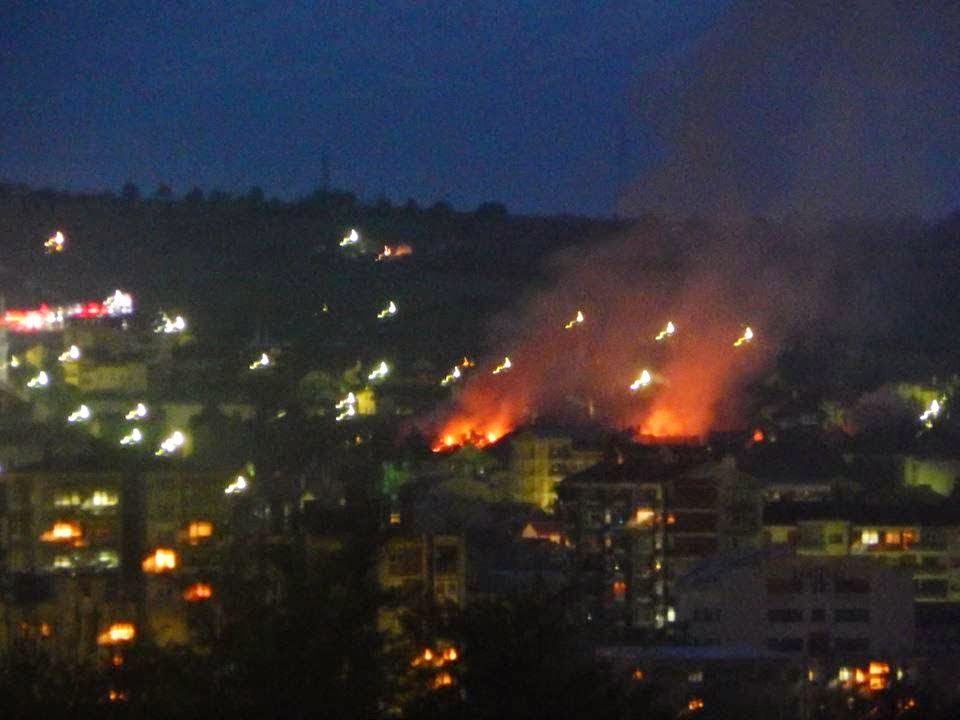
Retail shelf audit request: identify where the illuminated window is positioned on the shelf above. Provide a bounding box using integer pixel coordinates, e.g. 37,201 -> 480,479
97,622 -> 135,646
183,582 -> 213,602
612,581 -> 627,599
884,531 -> 901,545
97,551 -> 119,568
186,521 -> 213,544
861,530 -> 879,545
54,493 -> 82,507
902,530 -> 917,548
53,556 -> 73,569
89,490 -> 118,508
667,607 -> 677,623
40,521 -> 83,543
142,548 -> 178,573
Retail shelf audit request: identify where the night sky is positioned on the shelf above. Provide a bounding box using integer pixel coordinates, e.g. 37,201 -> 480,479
0,2 -> 726,216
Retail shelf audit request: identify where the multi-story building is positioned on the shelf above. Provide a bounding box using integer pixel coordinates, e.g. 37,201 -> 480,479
0,470 -> 125,574
377,533 -> 466,634
676,549 -> 914,664
763,502 -> 960,604
508,428 -> 602,511
556,446 -> 761,634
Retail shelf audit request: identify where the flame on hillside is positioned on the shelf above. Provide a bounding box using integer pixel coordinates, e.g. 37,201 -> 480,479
426,221 -> 818,450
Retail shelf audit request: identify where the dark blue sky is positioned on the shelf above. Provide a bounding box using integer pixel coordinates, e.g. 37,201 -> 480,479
0,2 -> 726,215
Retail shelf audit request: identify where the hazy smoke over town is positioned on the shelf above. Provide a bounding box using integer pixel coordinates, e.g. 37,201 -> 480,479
623,0 -> 960,219
432,1 -> 960,446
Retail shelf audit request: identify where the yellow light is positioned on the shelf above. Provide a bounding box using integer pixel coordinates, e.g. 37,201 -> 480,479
186,521 -> 213,544
368,361 -> 390,381
142,548 -> 178,573
183,582 -> 213,602
629,369 -> 652,391
97,622 -> 135,646
563,309 -> 585,329
120,428 -> 143,446
44,230 -> 66,253
249,352 -> 272,370
423,648 -> 434,662
376,300 -> 398,319
443,647 -> 458,662
58,345 -> 81,363
40,521 -> 82,543
155,430 -> 186,456
26,370 -> 49,389
733,326 -> 754,347
654,321 -> 676,341
67,404 -> 91,423
431,672 -> 454,689
634,508 -> 655,524
225,475 -> 248,494
492,356 -> 512,375
340,228 -> 360,247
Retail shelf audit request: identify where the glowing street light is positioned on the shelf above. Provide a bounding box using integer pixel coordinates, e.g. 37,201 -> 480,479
27,370 -> 49,389
629,369 -> 653,391
125,403 -> 148,420
155,313 -> 186,334
249,352 -> 271,370
492,356 -> 512,375
564,309 -> 585,329
377,300 -> 398,319
368,361 -> 390,381
654,321 -> 676,341
58,345 -> 81,363
155,431 -> 185,456
225,475 -> 248,495
733,326 -> 754,347
120,428 -> 143,446
340,228 -> 360,247
44,230 -> 66,253
67,404 -> 91,423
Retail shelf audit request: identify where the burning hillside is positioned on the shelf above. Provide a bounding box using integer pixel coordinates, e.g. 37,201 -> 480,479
429,220 -> 820,451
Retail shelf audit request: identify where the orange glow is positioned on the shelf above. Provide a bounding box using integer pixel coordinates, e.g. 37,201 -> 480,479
752,428 -> 764,443
612,581 -> 626,598
688,697 -> 704,711
431,672 -> 454,689
423,648 -> 434,662
634,508 -> 656,524
111,653 -> 124,667
142,548 -> 178,573
868,662 -> 890,676
375,243 -> 413,261
183,582 -> 213,602
107,689 -> 128,702
98,622 -> 135,646
40,521 -> 82,543
638,407 -> 688,439
186,520 -> 213,544
632,668 -> 645,681
432,417 -> 509,453
443,647 -> 458,662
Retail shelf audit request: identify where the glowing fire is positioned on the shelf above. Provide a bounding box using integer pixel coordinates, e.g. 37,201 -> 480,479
375,243 -> 413,261
431,417 -> 507,453
638,407 -> 688,438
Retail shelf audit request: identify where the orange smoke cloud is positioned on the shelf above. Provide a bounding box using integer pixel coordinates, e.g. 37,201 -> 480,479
428,220 -> 816,447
